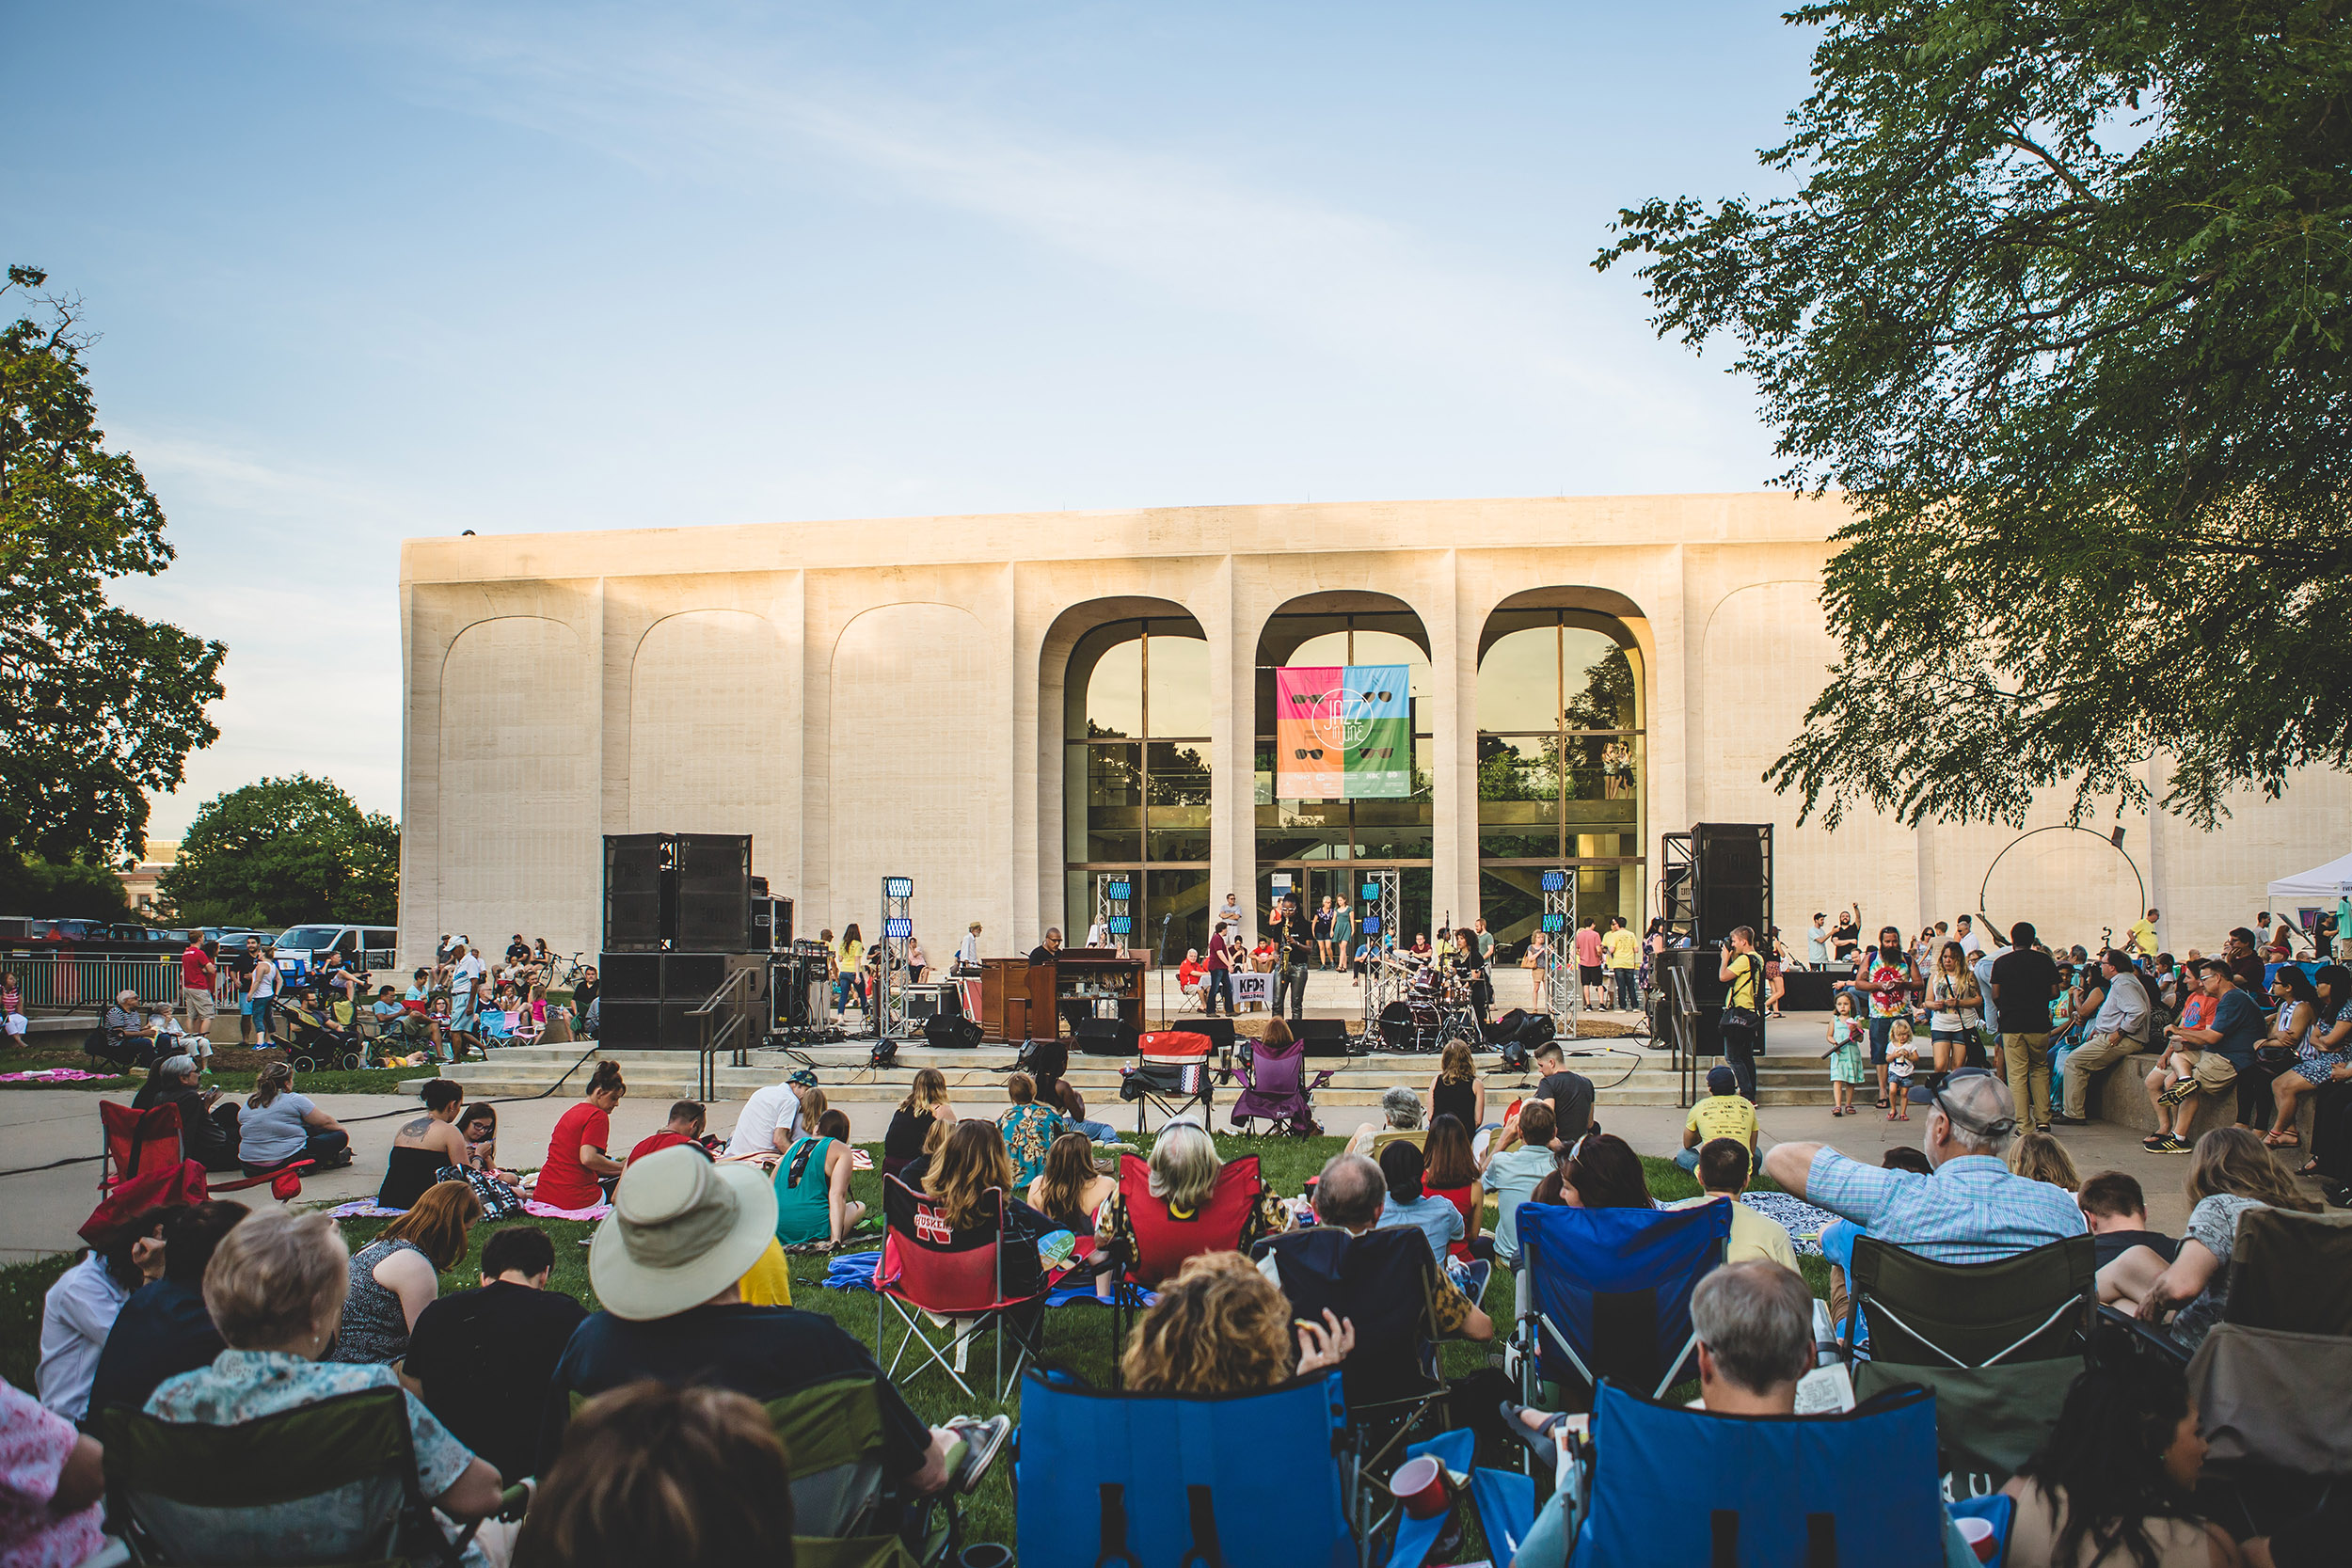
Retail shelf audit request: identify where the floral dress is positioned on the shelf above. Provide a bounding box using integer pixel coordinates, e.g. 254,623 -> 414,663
2291,999 -> 2352,1085
996,1102 -> 1068,1188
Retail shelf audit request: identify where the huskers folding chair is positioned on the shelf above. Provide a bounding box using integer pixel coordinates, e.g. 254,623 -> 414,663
872,1174 -> 1054,1402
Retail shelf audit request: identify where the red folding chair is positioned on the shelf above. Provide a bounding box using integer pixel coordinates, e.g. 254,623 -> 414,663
100,1101 -> 308,1201
871,1173 -> 1054,1402
1101,1148 -> 1271,1380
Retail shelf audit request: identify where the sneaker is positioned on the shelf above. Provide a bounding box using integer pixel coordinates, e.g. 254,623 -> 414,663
943,1414 -> 1010,1493
2051,1115 -> 2090,1126
2155,1081 -> 2195,1108
2143,1133 -> 2172,1149
2154,1134 -> 2194,1154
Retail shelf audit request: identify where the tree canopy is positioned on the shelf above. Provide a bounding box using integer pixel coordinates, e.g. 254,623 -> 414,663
1597,0 -> 2352,829
158,773 -> 398,928
1,264 -> 225,862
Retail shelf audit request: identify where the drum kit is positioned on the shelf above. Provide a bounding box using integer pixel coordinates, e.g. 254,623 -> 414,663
1374,953 -> 1483,1053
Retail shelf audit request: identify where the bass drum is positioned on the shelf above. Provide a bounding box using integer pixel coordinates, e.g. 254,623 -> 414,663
1378,1000 -> 1441,1053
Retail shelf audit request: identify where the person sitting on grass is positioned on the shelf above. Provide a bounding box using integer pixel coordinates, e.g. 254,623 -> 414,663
996,1071 -> 1070,1188
405,1225 -> 587,1486
1532,1131 -> 1654,1210
329,1180 -> 482,1367
1122,1251 -> 1353,1393
1481,1099 -> 1560,1269
1664,1138 -> 1798,1270
146,1210 -> 505,1559
629,1101 -> 709,1164
87,1200 -> 249,1418
2008,1129 -> 2081,1192
1343,1085 -> 1425,1155
772,1108 -> 866,1250
542,1145 -> 1004,1496
1677,1065 -> 1757,1171
2076,1170 -> 2178,1272
515,1383 -> 799,1568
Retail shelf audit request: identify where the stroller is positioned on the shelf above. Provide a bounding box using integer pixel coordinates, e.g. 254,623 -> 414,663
267,975 -> 373,1073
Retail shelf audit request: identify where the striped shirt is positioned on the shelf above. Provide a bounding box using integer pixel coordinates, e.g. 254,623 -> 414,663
1806,1151 -> 2086,1265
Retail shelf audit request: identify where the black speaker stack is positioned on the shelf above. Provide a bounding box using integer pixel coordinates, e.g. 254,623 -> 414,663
1295,1018 -> 1353,1057
1655,823 -> 1773,1063
601,832 -> 777,1050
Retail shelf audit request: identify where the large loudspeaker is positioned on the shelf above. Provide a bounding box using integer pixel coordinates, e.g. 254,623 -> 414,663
925,1013 -> 983,1049
1652,947 -> 1744,1062
1693,823 -> 1771,948
604,834 -> 669,949
1188,1017 -> 1239,1057
1295,1018 -> 1353,1057
675,833 -> 753,951
599,952 -> 661,1001
1074,1020 -> 1139,1057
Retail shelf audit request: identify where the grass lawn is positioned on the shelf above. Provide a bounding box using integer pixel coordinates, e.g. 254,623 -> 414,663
0,1036 -> 438,1096
2,1133 -> 1829,1550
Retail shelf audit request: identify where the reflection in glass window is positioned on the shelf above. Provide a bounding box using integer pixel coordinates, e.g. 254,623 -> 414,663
1064,619 -> 1211,962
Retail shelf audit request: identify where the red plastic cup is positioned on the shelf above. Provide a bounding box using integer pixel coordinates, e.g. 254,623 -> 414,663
1390,1454 -> 1452,1520
1956,1516 -> 1995,1563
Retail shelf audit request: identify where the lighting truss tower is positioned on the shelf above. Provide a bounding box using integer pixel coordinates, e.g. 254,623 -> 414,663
878,876 -> 914,1039
1092,873 -> 1134,953
1541,867 -> 1581,1039
1358,868 -> 1401,1042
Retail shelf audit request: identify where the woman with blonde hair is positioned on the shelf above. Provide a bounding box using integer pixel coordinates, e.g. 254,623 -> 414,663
2006,1129 -> 2080,1192
884,1067 -> 956,1181
1426,1040 -> 1485,1132
2099,1126 -> 2320,1353
1925,940 -> 1984,1073
1122,1252 -> 1354,1395
328,1180 -> 483,1366
1094,1119 -> 1292,1275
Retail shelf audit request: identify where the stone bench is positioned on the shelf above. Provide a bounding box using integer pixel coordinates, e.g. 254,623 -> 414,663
2081,1049 -> 2316,1144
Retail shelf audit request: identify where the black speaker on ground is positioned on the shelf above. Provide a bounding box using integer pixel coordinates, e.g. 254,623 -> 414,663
1780,969 -> 1839,1013
924,1013 -> 983,1050
663,952 -> 728,999
1652,947 -> 1749,1061
598,999 -> 661,1048
604,834 -> 670,950
1188,1017 -> 1238,1056
1075,1020 -> 1139,1056
1295,1018 -> 1353,1057
675,833 -> 753,951
1693,823 -> 1772,948
1486,1007 -> 1530,1044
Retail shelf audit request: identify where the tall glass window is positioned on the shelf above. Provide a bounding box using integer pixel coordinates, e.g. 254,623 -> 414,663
1254,610 -> 1436,944
1065,619 -> 1212,962
1476,610 -> 1645,942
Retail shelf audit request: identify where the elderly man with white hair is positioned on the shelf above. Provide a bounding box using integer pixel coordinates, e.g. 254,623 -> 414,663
1766,1067 -> 2086,1324
1342,1085 -> 1426,1157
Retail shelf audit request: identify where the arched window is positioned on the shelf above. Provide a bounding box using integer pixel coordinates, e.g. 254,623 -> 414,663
1064,619 -> 1212,958
1476,610 -> 1645,943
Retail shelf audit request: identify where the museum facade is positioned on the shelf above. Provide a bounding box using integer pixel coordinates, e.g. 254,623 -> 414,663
396,493 -> 2347,969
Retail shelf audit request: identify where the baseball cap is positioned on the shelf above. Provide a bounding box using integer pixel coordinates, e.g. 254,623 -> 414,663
1707,1065 -> 1739,1096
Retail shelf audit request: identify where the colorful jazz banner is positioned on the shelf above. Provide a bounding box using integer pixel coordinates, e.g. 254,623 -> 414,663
1273,664 -> 1411,800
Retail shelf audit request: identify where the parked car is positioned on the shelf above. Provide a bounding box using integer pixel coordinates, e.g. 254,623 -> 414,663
271,924 -> 399,979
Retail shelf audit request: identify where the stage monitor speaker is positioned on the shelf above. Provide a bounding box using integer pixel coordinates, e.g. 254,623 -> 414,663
1295,1018 -> 1353,1057
603,834 -> 669,949
1074,1020 -> 1139,1056
599,951 -> 662,1002
1693,823 -> 1771,947
924,1013 -> 983,1050
1188,1017 -> 1238,1057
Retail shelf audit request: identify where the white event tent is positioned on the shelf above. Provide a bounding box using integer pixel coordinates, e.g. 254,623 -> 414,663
2268,852 -> 2352,902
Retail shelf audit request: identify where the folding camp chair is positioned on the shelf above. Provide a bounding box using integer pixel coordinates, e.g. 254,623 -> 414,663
1841,1233 -> 2096,1368
1012,1368 -> 1355,1568
95,1386 -> 524,1567
1844,1233 -> 2096,1497
2187,1208 -> 2352,1499
99,1101 -> 306,1200
1101,1148 -> 1271,1377
1389,1427 -> 1534,1568
1117,1031 -> 1216,1132
1550,1380 -> 1952,1567
1254,1226 -> 1453,1538
1510,1200 -> 1732,1411
872,1174 -> 1053,1402
1228,1034 -> 1335,1136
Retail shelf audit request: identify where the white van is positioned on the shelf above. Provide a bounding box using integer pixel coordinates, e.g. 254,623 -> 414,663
273,925 -> 399,979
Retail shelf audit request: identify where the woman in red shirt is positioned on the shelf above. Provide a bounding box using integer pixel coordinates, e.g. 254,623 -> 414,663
535,1061 -> 627,1210
1422,1114 -> 1485,1265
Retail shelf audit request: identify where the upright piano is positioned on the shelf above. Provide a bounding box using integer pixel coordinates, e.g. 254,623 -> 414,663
977,948 -> 1145,1040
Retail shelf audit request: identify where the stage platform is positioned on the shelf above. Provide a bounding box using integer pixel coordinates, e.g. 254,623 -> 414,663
430,1024 -> 1839,1110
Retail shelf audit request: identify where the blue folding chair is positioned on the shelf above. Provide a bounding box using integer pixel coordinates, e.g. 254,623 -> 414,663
1511,1200 -> 1732,1408
1566,1380 -> 1950,1567
1388,1428 -> 1536,1568
1013,1370 -> 1356,1568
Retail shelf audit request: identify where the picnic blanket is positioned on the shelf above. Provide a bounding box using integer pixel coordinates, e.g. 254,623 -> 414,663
1739,1190 -> 1839,1258
0,1068 -> 117,1083
331,1196 -> 612,1222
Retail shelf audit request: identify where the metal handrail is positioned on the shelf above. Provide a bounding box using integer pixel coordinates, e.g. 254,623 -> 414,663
691,966 -> 756,1101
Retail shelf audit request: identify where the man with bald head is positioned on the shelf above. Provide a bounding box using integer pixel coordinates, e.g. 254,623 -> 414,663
1764,1069 -> 2086,1267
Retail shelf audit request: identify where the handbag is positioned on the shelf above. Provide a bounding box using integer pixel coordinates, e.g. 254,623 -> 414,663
1719,954 -> 1762,1034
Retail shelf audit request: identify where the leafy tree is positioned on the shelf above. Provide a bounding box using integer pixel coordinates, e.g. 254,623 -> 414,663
0,854 -> 131,922
158,774 -> 398,927
1597,2 -> 2352,828
2,265 -> 225,862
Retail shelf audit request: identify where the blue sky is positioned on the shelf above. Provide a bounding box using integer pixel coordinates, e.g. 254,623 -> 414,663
3,1 -> 1815,836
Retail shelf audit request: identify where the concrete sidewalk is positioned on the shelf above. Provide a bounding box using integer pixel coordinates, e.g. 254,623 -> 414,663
2,1076 -> 2196,1263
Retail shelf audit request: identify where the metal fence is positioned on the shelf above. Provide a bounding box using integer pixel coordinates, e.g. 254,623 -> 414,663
5,955 -> 182,1012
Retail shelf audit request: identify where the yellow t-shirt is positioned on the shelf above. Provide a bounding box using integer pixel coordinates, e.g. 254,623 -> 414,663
1684,1093 -> 1757,1148
737,1237 -> 794,1307
1668,1195 -> 1798,1271
2127,919 -> 2158,958
1602,929 -> 1640,969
